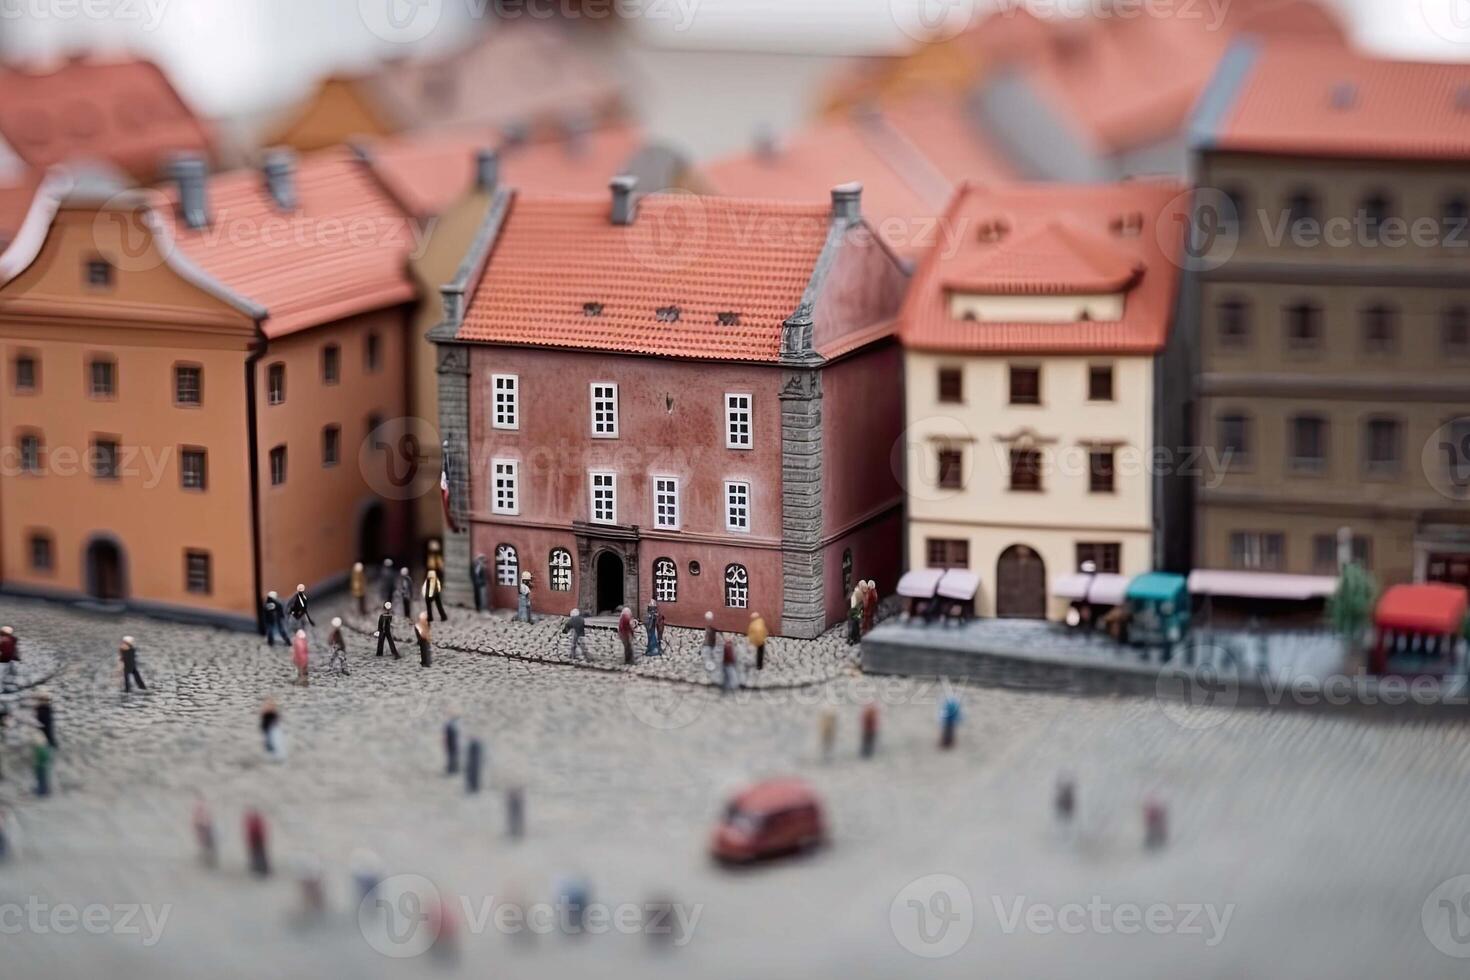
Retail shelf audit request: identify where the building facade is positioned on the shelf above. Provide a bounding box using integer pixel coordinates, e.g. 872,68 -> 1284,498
432,184 -> 909,637
900,182 -> 1189,620
1189,41 -> 1470,592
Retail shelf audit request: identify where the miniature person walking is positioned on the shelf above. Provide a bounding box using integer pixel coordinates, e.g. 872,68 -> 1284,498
702,612 -> 719,670
415,613 -> 433,668
444,716 -> 460,775
32,736 -> 51,797
379,558 -> 397,604
288,583 -> 315,633
261,699 -> 285,760
721,637 -> 739,694
939,692 -> 962,750
644,601 -> 664,658
517,571 -> 533,623
465,739 -> 483,794
397,567 -> 415,622
617,606 -> 636,665
747,612 -> 769,670
1144,798 -> 1167,850
1055,774 -> 1076,824
375,602 -> 400,659
423,570 -> 448,622
1,626 -> 19,687
860,703 -> 879,758
818,708 -> 837,762
244,809 -> 269,877
563,608 -> 588,660
471,554 -> 489,613
292,630 -> 310,686
262,591 -> 289,646
327,618 -> 348,675
862,579 -> 879,634
505,785 -> 525,839
119,636 -> 147,693
350,562 -> 367,616
848,582 -> 865,644
426,539 -> 446,586
193,793 -> 217,868
34,691 -> 56,748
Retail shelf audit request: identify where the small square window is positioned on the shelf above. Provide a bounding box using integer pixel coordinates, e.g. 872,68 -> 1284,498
28,532 -> 53,572
937,448 -> 963,489
725,481 -> 750,533
654,477 -> 680,529
365,332 -> 382,372
492,458 -> 519,515
590,471 -> 616,524
14,354 -> 37,394
492,374 -> 519,430
91,438 -> 120,480
322,425 -> 341,467
591,383 -> 618,438
1009,365 -> 1040,405
180,448 -> 207,490
89,358 -> 116,398
1009,448 -> 1042,491
267,363 -> 286,405
322,344 -> 341,385
1088,365 -> 1114,402
86,258 -> 113,288
269,445 -> 287,486
185,550 -> 212,594
1075,542 -> 1121,574
1089,449 -> 1115,493
1230,531 -> 1285,571
937,367 -> 963,404
18,433 -> 41,474
175,365 -> 202,406
925,538 -> 969,570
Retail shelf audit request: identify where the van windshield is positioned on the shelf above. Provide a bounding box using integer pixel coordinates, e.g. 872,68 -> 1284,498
724,805 -> 763,835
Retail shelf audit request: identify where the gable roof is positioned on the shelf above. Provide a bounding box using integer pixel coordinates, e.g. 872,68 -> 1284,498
153,150 -> 418,337
452,193 -> 855,361
899,180 -> 1188,355
0,171 -> 42,250
1194,41 -> 1470,161
0,56 -> 214,182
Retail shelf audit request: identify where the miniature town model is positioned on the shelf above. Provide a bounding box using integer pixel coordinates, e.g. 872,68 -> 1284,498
0,4 -> 1468,978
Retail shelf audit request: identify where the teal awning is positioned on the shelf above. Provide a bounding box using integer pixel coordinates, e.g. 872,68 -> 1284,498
1126,572 -> 1188,603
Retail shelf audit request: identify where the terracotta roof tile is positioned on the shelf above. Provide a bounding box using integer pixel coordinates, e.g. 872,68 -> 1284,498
899,181 -> 1188,355
1206,42 -> 1470,160
457,193 -> 837,361
0,56 -> 213,182
155,150 -> 417,337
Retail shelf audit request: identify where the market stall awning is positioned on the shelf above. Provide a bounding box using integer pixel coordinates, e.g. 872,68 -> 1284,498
1126,572 -> 1187,604
1052,573 -> 1130,606
1187,569 -> 1337,601
897,568 -> 946,599
1375,583 -> 1468,636
937,569 -> 981,601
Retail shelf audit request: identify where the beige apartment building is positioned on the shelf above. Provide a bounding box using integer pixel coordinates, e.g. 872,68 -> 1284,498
899,182 -> 1189,619
1189,42 -> 1470,591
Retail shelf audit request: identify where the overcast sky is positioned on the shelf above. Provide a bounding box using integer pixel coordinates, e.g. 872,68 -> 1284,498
0,0 -> 1464,119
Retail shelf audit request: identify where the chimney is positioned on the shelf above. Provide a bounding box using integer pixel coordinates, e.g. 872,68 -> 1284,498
610,175 -> 638,226
475,148 -> 499,193
500,121 -> 530,148
169,154 -> 209,230
831,182 -> 862,223
262,148 -> 297,211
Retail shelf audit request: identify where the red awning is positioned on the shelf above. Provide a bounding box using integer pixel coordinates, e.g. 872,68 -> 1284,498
1375,583 -> 1468,636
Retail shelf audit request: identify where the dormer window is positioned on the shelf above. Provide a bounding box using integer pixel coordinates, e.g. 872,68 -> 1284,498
717,312 -> 741,327
1110,213 -> 1143,237
656,305 -> 681,323
977,220 -> 1010,243
1329,82 -> 1357,110
583,302 -> 604,317
86,258 -> 113,288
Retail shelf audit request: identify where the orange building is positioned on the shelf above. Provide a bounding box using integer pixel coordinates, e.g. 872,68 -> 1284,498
0,151 -> 421,628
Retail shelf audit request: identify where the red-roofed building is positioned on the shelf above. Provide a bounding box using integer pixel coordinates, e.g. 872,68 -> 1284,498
430,182 -> 909,636
0,56 -> 216,183
898,181 -> 1192,619
0,151 -> 427,627
1186,41 -> 1470,593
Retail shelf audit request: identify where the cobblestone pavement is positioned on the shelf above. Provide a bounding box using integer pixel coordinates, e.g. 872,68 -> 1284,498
3,594 -> 1470,979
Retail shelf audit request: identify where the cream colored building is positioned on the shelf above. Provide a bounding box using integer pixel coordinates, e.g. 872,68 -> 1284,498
897,183 -> 1191,619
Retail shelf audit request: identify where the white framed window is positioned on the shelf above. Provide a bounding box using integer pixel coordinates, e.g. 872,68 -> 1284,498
590,471 -> 617,524
492,374 -> 519,430
591,382 -> 619,438
495,544 -> 519,585
725,481 -> 751,533
724,563 -> 748,608
549,548 -> 573,592
725,392 -> 752,449
653,476 -> 680,529
492,458 -> 519,515
654,557 -> 678,602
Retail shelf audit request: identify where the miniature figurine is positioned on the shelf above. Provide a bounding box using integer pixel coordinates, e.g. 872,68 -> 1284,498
517,571 -> 533,623
261,699 -> 286,760
32,690 -> 56,749
292,629 -> 310,686
644,600 -> 664,658
563,608 -> 588,660
939,692 -> 961,749
426,539 -> 446,585
862,579 -> 879,633
193,792 -> 217,868
423,570 -> 448,622
470,554 -> 489,613
818,709 -> 836,762
375,602 -> 400,659
0,806 -> 15,862
32,736 -> 51,796
0,625 -> 18,664
506,785 -> 525,839
557,876 -> 591,933
119,636 -> 147,693
351,848 -> 383,904
379,558 -> 397,604
288,583 -> 315,633
702,611 -> 718,669
618,605 -> 636,664
297,856 -> 326,919
860,703 -> 878,758
397,567 -> 415,621
721,637 -> 738,694
848,582 -> 864,644
415,612 -> 432,667
747,612 -> 768,670
262,591 -> 289,646
444,716 -> 460,775
466,738 -> 483,794
244,808 -> 269,876
428,893 -> 458,963
1144,798 -> 1167,849
350,562 -> 367,616
327,618 -> 348,675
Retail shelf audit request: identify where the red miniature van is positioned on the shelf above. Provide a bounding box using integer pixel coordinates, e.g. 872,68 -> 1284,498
710,778 -> 827,864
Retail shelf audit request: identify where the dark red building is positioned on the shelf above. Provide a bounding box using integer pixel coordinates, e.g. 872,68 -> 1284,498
431,180 -> 908,637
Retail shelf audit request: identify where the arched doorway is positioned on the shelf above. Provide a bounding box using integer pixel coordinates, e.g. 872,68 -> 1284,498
85,537 -> 126,601
595,550 -> 625,614
358,503 -> 386,565
996,545 -> 1045,619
